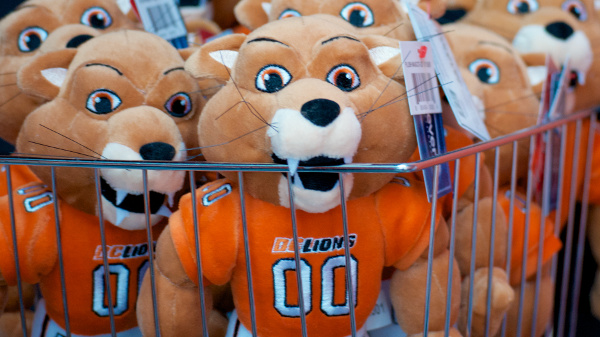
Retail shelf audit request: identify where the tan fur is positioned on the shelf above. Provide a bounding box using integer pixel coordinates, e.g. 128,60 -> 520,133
234,0 -> 448,40
463,0 -> 600,112
0,0 -> 137,145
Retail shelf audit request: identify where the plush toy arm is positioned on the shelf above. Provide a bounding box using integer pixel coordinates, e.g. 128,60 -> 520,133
137,226 -> 213,337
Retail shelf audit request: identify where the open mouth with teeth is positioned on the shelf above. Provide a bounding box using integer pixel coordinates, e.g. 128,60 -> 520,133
100,177 -> 173,224
271,154 -> 349,192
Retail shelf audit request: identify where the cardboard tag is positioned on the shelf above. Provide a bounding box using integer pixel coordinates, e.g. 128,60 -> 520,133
131,0 -> 189,48
400,41 -> 443,115
531,57 -> 568,213
406,3 -> 491,141
365,280 -> 394,331
400,42 -> 451,202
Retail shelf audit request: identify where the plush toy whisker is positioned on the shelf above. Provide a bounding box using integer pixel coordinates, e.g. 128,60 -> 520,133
383,22 -> 406,37
358,78 -> 447,120
27,141 -> 102,160
221,61 -> 276,130
190,84 -> 226,94
39,124 -> 108,160
184,124 -> 271,154
0,92 -> 22,109
11,152 -> 93,161
0,72 -> 17,76
419,29 -> 455,42
365,53 -> 407,118
215,100 -> 247,120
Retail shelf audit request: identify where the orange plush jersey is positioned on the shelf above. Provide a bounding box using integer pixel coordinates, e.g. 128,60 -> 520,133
0,182 -> 162,335
587,132 -> 600,205
497,188 -> 562,286
0,165 -> 39,196
170,178 -> 439,336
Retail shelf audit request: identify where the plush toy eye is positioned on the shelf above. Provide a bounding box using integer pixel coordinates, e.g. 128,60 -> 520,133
81,7 -> 113,29
507,0 -> 539,14
86,89 -> 122,114
165,92 -> 193,117
469,59 -> 500,84
340,2 -> 374,28
278,9 -> 302,19
562,0 -> 588,21
256,65 -> 292,93
327,64 -> 361,91
18,27 -> 48,53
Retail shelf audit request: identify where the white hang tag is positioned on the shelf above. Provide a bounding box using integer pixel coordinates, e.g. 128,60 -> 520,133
400,41 -> 442,115
132,0 -> 188,42
406,3 -> 491,141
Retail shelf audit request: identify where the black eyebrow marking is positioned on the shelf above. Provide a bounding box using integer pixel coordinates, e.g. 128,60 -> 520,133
247,37 -> 289,47
478,41 -> 514,55
85,63 -> 123,76
164,67 -> 185,75
322,35 -> 361,45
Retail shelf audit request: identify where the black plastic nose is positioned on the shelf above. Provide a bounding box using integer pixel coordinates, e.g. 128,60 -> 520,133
300,99 -> 341,127
66,34 -> 94,48
140,142 -> 176,161
545,22 -> 574,40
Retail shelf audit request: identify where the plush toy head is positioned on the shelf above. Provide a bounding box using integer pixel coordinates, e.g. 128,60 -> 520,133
463,0 -> 599,111
233,0 -> 447,40
185,15 -> 415,213
0,0 -> 136,145
15,30 -> 204,230
444,23 -> 540,185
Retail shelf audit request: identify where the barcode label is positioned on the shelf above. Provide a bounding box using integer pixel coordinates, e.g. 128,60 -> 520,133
134,0 -> 187,41
399,41 -> 442,116
412,73 -> 436,104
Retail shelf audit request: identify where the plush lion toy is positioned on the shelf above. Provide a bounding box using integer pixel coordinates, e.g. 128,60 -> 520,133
0,29 -> 209,336
0,0 -> 136,146
233,0 -> 448,40
136,15 -> 462,337
445,23 -> 563,337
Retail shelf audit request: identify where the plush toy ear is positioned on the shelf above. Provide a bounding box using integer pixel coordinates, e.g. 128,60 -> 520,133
361,35 -> 404,81
17,49 -> 78,101
234,0 -> 271,30
184,34 -> 247,82
179,48 -> 197,61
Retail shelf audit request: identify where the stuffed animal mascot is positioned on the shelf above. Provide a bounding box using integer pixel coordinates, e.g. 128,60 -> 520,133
0,0 -> 136,146
0,29 -> 214,337
233,0 -> 448,41
445,23 -> 563,337
136,15 -> 462,337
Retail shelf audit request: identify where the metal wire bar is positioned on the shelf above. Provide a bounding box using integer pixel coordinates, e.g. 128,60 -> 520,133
238,172 -> 258,336
51,167 -> 72,337
188,171 -> 210,337
4,166 -> 29,337
338,173 -> 358,337
557,119 -> 583,337
0,110 -> 592,174
424,165 -> 440,337
286,174 -> 308,337
569,112 -> 598,337
142,170 -> 161,337
550,124 -> 568,284
501,141 -> 519,337
93,168 -> 117,337
467,153 -> 482,336
444,160 -> 460,337
532,129 -> 553,337
484,147 -> 501,337
516,135 -> 536,337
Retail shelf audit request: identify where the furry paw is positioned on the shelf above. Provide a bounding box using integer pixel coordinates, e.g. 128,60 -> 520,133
459,267 -> 514,337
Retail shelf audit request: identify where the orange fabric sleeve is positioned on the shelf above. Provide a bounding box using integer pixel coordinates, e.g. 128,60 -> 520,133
588,132 -> 600,205
0,165 -> 40,197
497,189 -> 562,286
0,183 -> 58,285
377,178 -> 440,270
170,180 -> 240,286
